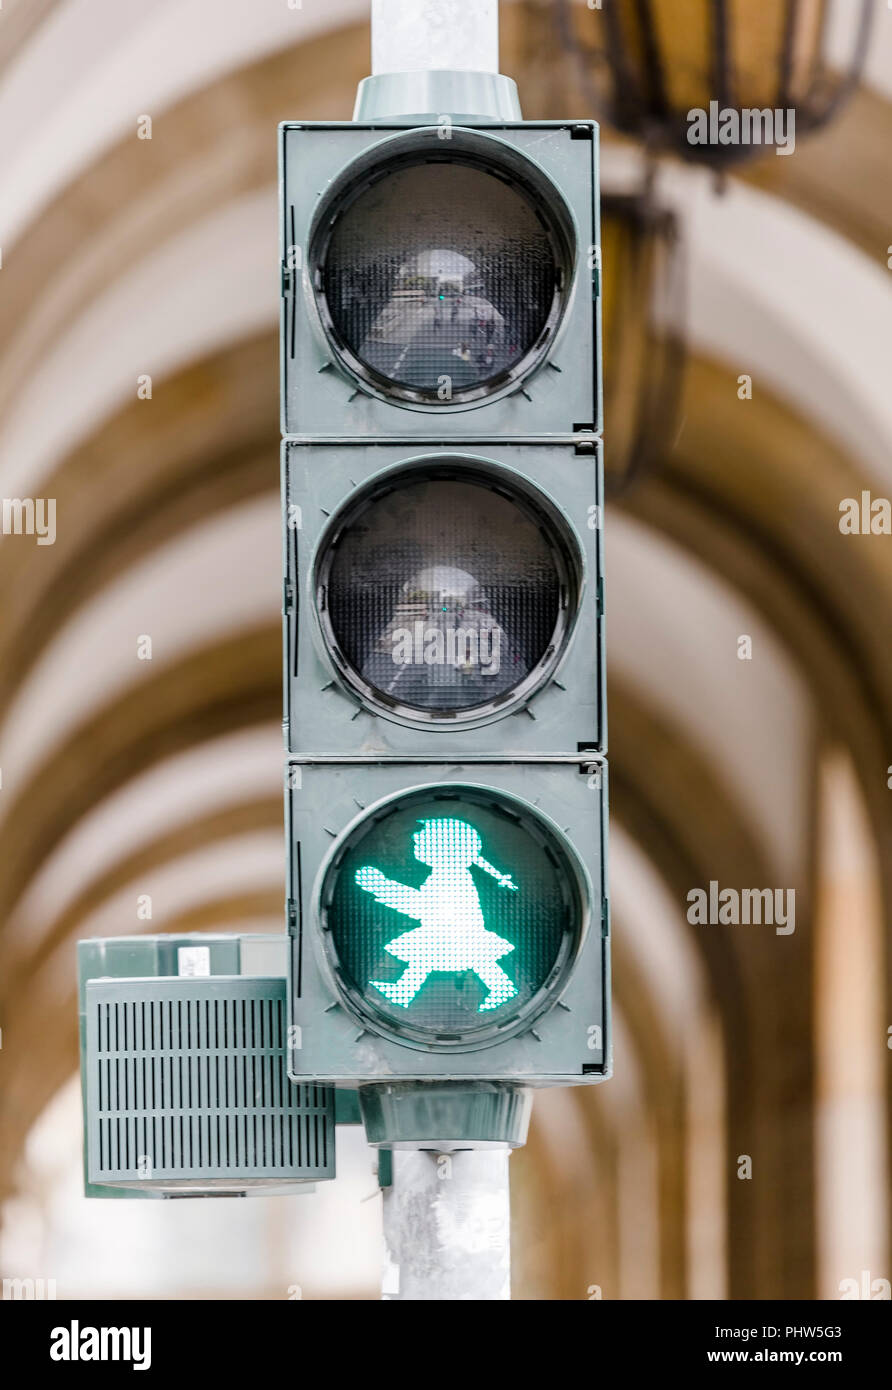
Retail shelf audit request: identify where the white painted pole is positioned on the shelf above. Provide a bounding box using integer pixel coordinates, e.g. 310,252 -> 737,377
357,0 -> 518,120
371,0 -> 500,75
382,1149 -> 512,1301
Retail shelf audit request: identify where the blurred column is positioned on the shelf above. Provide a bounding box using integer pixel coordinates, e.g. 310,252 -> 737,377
814,750 -> 889,1298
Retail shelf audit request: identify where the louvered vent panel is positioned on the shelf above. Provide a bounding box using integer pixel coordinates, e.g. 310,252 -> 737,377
86,977 -> 334,1190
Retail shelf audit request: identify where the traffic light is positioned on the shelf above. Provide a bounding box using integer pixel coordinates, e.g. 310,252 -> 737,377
286,762 -> 607,1086
280,101 -> 610,1118
283,439 -> 605,756
280,120 -> 600,439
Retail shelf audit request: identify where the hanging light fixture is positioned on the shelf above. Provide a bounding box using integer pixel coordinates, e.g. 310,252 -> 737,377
505,5 -> 686,495
555,0 -> 873,167
600,191 -> 685,495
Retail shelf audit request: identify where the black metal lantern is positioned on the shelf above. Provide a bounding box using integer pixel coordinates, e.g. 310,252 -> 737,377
601,191 -> 685,495
556,0 -> 873,167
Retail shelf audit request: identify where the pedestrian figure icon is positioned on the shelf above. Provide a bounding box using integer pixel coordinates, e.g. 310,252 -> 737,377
355,818 -> 519,1011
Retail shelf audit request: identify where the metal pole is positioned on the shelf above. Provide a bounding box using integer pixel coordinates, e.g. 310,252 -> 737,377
382,1148 -> 512,1300
357,0 -> 518,121
371,0 -> 500,75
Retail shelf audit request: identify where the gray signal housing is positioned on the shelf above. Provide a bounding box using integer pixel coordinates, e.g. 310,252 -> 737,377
279,120 -> 601,440
78,934 -> 335,1198
282,439 -> 605,758
286,760 -> 610,1088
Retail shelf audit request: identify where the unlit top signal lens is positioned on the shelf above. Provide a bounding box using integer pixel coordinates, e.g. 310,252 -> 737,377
310,141 -> 574,406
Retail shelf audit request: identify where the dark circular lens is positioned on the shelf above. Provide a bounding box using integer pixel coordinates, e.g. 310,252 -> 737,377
316,463 -> 580,723
312,148 -> 572,404
321,786 -> 585,1048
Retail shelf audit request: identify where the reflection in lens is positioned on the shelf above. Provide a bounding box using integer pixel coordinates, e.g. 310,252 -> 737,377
318,469 -> 578,720
316,159 -> 567,401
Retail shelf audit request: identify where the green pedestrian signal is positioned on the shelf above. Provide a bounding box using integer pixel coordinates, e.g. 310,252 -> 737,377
287,762 -> 606,1085
357,816 -> 520,1012
316,784 -> 589,1054
281,83 -> 609,1111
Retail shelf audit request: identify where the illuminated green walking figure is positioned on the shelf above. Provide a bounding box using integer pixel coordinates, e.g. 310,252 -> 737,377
355,818 -> 519,1012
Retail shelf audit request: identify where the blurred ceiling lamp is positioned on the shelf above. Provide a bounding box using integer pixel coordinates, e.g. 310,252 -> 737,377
601,192 -> 685,495
510,5 -> 686,494
556,0 -> 873,166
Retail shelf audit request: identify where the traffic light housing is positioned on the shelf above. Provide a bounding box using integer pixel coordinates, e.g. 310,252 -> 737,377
280,121 -> 601,439
286,761 -> 608,1086
280,93 -> 610,1121
282,439 -> 605,758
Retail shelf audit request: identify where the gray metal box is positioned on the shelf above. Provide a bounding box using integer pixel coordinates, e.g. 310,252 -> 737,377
280,121 -> 601,440
79,934 -> 333,1195
287,759 -> 610,1087
282,439 -> 605,758
85,975 -> 334,1195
